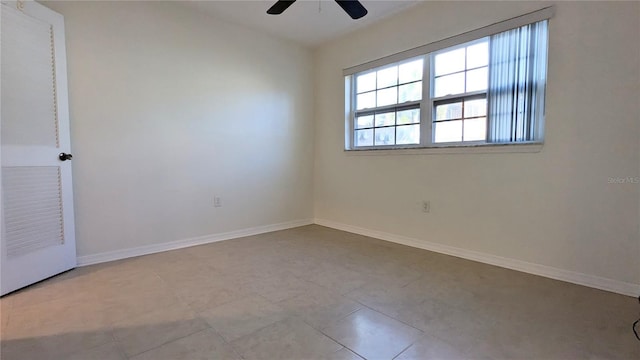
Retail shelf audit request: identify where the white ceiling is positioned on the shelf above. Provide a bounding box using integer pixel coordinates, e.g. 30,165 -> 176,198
183,0 -> 422,47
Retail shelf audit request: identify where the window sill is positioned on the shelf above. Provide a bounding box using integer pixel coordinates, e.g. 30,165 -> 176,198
344,142 -> 543,155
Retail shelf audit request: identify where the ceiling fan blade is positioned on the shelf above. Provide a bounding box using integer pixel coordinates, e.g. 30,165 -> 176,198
335,0 -> 368,19
267,0 -> 297,15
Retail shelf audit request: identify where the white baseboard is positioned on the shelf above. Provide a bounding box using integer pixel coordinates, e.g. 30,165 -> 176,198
76,219 -> 314,266
314,218 -> 640,297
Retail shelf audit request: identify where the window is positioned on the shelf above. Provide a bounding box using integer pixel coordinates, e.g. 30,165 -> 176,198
345,9 -> 551,150
354,58 -> 423,147
432,39 -> 489,143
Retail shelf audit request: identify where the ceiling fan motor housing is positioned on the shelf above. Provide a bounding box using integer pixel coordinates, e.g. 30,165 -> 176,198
267,0 -> 368,20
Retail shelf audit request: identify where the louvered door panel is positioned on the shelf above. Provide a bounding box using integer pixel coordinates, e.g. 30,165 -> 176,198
1,5 -> 59,147
2,167 -> 64,257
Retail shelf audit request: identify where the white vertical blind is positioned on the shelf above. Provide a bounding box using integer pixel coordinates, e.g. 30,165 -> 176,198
487,21 -> 548,142
1,5 -> 59,147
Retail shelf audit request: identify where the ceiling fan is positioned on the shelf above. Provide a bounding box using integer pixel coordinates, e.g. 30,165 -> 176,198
267,0 -> 368,20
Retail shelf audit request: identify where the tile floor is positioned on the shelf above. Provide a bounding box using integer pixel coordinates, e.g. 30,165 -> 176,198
1,225 -> 638,359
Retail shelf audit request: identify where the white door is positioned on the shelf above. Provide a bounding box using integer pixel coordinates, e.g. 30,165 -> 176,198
0,1 -> 76,295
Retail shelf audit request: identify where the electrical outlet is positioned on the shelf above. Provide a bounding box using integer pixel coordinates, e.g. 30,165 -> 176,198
213,196 -> 222,208
422,200 -> 430,213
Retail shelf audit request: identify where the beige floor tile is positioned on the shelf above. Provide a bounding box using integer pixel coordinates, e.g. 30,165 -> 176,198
155,263 -> 219,285
171,276 -> 255,313
301,262 -> 373,295
3,295 -> 112,353
3,292 -> 107,340
322,308 -> 423,360
79,258 -> 156,287
5,269 -> 95,310
400,298 -> 465,332
538,335 -> 640,360
529,315 -> 640,360
394,333 -> 472,360
246,271 -> 325,303
187,241 -> 281,270
382,244 -> 437,265
324,347 -> 364,360
134,247 -> 202,270
404,299 -> 498,351
99,287 -> 185,325
217,264 -> 293,291
200,295 -> 288,342
231,318 -> 342,360
130,328 -> 241,360
0,329 -> 114,360
363,262 -> 423,288
288,242 -> 351,261
468,327 -> 551,360
402,273 -> 482,311
347,281 -> 481,339
0,337 -> 51,360
278,288 -> 362,330
95,268 -> 170,299
111,302 -> 209,357
2,225 -> 637,359
0,296 -> 12,337
334,250 -> 423,286
345,282 -> 427,321
0,317 -> 7,339
222,256 -> 289,273
66,342 -> 126,360
84,256 -> 149,272
278,255 -> 325,277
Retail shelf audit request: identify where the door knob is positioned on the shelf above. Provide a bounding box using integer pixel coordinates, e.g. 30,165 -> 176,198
59,153 -> 73,161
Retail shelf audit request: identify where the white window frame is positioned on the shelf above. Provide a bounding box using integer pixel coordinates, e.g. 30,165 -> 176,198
429,37 -> 489,147
344,6 -> 554,152
349,56 -> 426,150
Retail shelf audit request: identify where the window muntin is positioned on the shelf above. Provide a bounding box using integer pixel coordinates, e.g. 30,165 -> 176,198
433,96 -> 487,143
353,57 -> 424,147
432,39 -> 489,143
432,40 -> 488,98
355,59 -> 423,110
347,17 -> 548,151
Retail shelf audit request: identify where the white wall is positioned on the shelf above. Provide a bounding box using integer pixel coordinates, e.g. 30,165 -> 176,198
43,1 -> 315,257
43,0 -> 640,292
313,1 -> 640,288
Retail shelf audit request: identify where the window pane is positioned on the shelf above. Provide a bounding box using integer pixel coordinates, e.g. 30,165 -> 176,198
464,98 -> 487,118
398,82 -> 422,103
377,66 -> 398,88
466,41 -> 488,69
434,73 -> 464,97
374,112 -> 395,127
356,115 -> 374,129
374,127 -> 395,146
434,120 -> 462,143
466,67 -> 488,92
356,91 -> 375,110
399,59 -> 423,84
396,124 -> 420,145
435,102 -> 462,121
377,87 -> 397,107
434,48 -> 465,76
356,72 -> 376,93
355,129 -> 373,147
397,109 -> 420,125
463,117 -> 486,141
